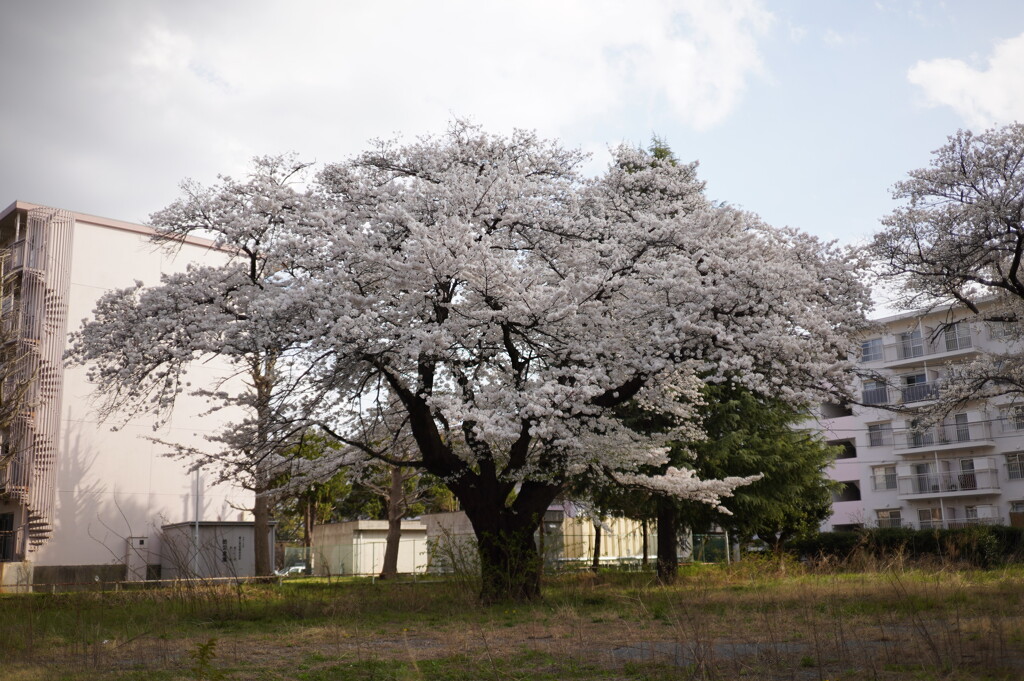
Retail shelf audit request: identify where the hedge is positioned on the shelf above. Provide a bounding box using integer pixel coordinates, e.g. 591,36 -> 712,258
788,525 -> 1024,567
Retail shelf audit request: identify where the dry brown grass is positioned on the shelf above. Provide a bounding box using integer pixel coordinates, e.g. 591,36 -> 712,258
3,561 -> 1024,679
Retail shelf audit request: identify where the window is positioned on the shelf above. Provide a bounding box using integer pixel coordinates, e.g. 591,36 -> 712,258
860,338 -> 883,362
872,465 -> 897,491
959,458 -> 977,491
904,372 -> 927,386
876,509 -> 902,528
989,321 -> 1015,340
0,513 -> 13,561
907,418 -> 934,448
1007,453 -> 1024,480
912,462 -> 938,493
867,422 -> 892,447
952,413 -> 971,442
897,329 -> 923,359
918,507 -> 943,529
1004,406 -> 1024,431
901,373 -> 936,403
943,322 -> 972,352
1010,501 -> 1024,513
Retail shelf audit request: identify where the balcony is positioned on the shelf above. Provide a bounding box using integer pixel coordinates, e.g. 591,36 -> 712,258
900,382 -> 940,404
882,329 -> 977,368
875,517 -> 906,529
896,467 -> 1000,498
7,239 -> 43,274
862,387 -> 889,406
919,517 -> 1003,530
892,420 -> 994,453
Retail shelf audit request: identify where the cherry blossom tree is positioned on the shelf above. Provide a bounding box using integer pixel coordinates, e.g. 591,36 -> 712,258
294,123 -> 868,600
69,123 -> 868,599
872,123 -> 1024,413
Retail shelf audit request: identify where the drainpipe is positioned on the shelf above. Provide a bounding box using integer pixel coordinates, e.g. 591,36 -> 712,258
935,451 -> 946,529
193,468 -> 200,578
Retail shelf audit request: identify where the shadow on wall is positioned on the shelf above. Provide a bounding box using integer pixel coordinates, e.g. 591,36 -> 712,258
32,418 -> 152,590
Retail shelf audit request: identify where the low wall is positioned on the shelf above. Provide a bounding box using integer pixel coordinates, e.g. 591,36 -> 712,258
0,560 -> 33,593
31,563 -> 126,592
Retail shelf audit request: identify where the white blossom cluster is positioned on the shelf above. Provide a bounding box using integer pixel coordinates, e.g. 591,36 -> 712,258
615,467 -> 763,514
68,122 -> 870,514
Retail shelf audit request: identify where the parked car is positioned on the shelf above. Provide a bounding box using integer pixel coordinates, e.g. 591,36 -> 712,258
275,562 -> 307,576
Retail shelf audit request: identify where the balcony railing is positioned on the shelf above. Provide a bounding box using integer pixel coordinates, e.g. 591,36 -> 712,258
900,382 -> 940,404
875,517 -> 906,529
881,329 -> 975,364
892,420 -> 992,451
919,517 -> 1002,530
866,428 -> 893,447
862,387 -> 889,405
1007,461 -> 1024,481
897,468 -> 1000,497
872,474 -> 897,492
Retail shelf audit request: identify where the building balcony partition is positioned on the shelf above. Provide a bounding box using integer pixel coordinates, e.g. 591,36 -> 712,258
892,420 -> 993,452
896,467 -> 1000,498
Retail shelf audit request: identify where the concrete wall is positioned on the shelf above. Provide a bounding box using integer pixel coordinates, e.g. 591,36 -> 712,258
0,560 -> 33,592
161,522 -> 272,579
312,520 -> 428,576
4,208 -> 252,581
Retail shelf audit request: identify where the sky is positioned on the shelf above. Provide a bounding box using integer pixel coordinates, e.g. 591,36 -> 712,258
2,0 -> 1023,255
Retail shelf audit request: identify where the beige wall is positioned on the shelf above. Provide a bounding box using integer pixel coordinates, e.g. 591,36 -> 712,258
32,217 -> 251,570
312,520 -> 428,576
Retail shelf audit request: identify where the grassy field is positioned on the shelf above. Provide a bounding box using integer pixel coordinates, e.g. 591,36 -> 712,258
3,558 -> 1024,680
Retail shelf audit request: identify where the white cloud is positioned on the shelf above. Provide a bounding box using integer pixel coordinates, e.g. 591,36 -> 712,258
908,32 -> 1024,129
0,0 -> 774,221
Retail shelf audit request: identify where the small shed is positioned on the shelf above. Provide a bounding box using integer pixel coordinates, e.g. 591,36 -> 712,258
312,520 -> 428,576
161,521 -> 276,580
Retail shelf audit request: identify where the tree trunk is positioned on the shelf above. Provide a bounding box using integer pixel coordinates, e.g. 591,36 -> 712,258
379,465 -> 404,579
641,518 -> 649,568
538,517 -> 546,576
459,481 -> 559,602
303,494 -> 314,574
473,517 -> 543,602
591,518 -> 602,573
656,497 -> 679,584
251,353 -> 277,577
253,490 -> 272,576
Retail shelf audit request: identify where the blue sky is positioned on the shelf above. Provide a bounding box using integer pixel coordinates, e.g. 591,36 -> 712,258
2,1 -> 1022,254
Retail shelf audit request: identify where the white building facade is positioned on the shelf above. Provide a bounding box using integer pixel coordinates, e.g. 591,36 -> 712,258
818,305 -> 1024,533
0,202 -> 253,590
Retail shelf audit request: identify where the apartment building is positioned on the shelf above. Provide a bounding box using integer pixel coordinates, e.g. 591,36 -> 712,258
0,201 -> 253,590
816,304 -> 1024,533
